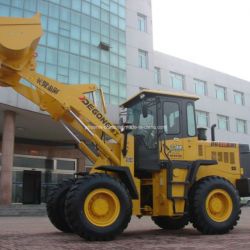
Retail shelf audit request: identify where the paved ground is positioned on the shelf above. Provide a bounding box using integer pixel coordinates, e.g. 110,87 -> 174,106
1,208 -> 250,250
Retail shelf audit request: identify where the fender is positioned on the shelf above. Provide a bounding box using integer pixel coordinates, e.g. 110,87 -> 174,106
95,166 -> 138,199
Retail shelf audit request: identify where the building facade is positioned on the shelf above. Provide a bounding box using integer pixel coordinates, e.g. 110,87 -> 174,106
0,0 -> 249,203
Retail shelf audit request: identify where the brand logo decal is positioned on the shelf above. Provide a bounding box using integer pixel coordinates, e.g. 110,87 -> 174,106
37,78 -> 60,94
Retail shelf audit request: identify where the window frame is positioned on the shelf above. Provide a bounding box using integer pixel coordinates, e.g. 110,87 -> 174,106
137,13 -> 147,32
170,72 -> 184,90
215,85 -> 227,101
217,114 -> 230,131
163,101 -> 181,135
138,49 -> 148,69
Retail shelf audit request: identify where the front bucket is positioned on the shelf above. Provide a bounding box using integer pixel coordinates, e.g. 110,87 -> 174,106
0,13 -> 43,72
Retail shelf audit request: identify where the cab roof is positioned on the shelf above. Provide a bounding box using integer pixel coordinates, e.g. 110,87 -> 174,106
120,89 -> 199,107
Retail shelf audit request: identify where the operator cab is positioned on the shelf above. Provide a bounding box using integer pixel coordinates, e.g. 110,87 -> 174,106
121,90 -> 199,175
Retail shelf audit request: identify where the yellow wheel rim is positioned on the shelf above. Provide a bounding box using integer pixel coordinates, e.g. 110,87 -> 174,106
205,189 -> 233,222
84,188 -> 120,227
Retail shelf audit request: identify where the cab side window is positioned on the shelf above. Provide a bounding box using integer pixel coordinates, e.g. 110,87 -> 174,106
163,102 -> 180,134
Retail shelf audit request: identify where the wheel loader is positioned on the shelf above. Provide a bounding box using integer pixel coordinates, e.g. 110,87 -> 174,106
1,14 -> 250,241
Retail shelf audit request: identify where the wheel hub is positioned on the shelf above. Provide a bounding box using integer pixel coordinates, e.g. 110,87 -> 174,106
205,189 -> 233,222
84,188 -> 120,227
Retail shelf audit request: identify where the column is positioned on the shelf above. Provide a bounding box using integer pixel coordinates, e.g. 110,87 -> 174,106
0,110 -> 16,205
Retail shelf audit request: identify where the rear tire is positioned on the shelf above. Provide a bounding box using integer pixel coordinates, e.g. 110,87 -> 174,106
152,215 -> 189,230
46,179 -> 74,233
65,173 -> 132,241
189,176 -> 241,234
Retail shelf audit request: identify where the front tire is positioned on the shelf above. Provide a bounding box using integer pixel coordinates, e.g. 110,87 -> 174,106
152,215 -> 189,230
65,174 -> 132,241
189,176 -> 241,234
46,179 -> 74,232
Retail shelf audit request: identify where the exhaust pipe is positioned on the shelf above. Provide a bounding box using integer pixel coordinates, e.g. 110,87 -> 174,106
211,124 -> 216,141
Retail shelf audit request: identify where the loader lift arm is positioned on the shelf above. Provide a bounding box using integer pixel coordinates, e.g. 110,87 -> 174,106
0,13 -> 122,166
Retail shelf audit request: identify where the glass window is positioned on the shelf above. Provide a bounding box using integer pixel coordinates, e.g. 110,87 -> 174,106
234,91 -> 244,105
215,85 -> 227,101
61,0 -> 70,8
119,30 -> 125,43
101,9 -> 109,23
82,1 -> 90,15
81,29 -> 90,43
119,56 -> 126,70
80,72 -> 90,83
46,64 -> 57,78
217,115 -> 229,131
57,160 -> 75,171
194,79 -> 207,96
71,11 -> 81,25
24,0 -> 37,11
72,0 -> 81,11
70,39 -> 80,54
37,62 -> 45,74
37,46 -> 46,62
80,42 -> 90,57
154,67 -> 161,84
90,46 -> 100,60
110,1 -> 118,14
91,32 -> 100,46
101,23 -> 109,37
138,49 -> 148,69
69,54 -> 79,70
110,81 -> 118,96
13,156 -> 53,169
187,103 -> 196,136
12,0 -> 24,8
110,14 -> 118,27
47,33 -> 58,48
69,69 -> 79,83
58,66 -> 68,76
81,14 -> 90,29
163,102 -> 180,134
59,37 -> 70,51
46,48 -> 57,64
0,6 -> 10,16
137,13 -> 147,32
236,119 -> 247,134
110,67 -> 118,81
119,6 -> 125,18
101,78 -> 109,87
119,44 -> 125,57
49,3 -> 59,19
38,1 -> 48,15
11,8 -> 21,17
48,18 -> 59,33
196,110 -> 209,127
110,27 -> 118,40
119,70 -> 126,84
101,50 -> 109,64
101,64 -> 109,78
119,18 -> 126,30
91,5 -> 100,19
170,72 -> 184,90
119,84 -> 126,98
110,53 -> 118,67
70,25 -> 80,40
92,0 -> 101,6
90,61 -> 99,76
91,19 -> 101,33
60,7 -> 70,21
80,57 -> 90,72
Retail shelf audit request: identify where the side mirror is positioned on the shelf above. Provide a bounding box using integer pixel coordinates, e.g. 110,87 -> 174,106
142,105 -> 148,118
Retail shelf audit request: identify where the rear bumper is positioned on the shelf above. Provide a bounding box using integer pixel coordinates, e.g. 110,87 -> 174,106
236,178 -> 250,197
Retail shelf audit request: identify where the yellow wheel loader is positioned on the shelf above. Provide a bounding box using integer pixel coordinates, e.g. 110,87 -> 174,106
1,14 -> 250,241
